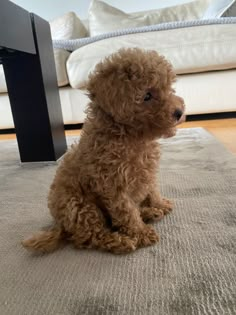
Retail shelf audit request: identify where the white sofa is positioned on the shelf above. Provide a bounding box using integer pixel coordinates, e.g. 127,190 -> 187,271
1,0 -> 236,130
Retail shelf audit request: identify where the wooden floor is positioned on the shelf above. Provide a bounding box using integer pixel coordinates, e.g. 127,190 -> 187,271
178,118 -> 236,154
0,118 -> 236,154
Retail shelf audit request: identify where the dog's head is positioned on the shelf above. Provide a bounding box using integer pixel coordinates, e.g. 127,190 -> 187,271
87,48 -> 185,138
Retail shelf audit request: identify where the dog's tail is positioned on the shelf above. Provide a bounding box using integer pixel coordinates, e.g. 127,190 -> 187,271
22,226 -> 65,253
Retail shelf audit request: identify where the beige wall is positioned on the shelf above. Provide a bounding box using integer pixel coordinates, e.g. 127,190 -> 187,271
10,0 -> 191,20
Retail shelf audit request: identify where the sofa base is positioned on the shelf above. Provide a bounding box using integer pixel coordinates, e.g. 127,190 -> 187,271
1,112 -> 236,135
0,69 -> 236,130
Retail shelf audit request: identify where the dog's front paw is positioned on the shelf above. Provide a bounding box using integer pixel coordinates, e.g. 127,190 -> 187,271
106,233 -> 137,254
140,207 -> 164,222
159,198 -> 173,214
136,225 -> 159,248
119,223 -> 159,248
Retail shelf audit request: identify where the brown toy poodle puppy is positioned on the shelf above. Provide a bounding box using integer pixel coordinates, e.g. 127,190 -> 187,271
22,48 -> 185,254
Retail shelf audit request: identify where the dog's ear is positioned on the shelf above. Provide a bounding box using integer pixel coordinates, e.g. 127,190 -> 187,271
86,74 -> 100,101
114,61 -> 142,82
122,65 -> 139,81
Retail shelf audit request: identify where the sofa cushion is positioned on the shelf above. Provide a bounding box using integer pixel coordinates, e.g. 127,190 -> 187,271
67,23 -> 236,88
203,0 -> 236,18
50,12 -> 88,40
53,49 -> 70,87
88,0 -> 210,36
0,48 -> 70,94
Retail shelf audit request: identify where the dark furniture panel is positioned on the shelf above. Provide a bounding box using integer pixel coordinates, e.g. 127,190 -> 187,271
0,1 -> 67,162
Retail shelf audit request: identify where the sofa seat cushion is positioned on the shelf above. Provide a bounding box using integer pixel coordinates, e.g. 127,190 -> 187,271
53,48 -> 71,86
67,23 -> 236,88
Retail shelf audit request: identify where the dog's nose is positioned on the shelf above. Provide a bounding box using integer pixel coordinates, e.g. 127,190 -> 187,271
174,109 -> 183,121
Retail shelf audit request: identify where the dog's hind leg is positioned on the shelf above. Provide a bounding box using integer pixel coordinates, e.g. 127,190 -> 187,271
71,202 -> 137,254
98,193 -> 159,248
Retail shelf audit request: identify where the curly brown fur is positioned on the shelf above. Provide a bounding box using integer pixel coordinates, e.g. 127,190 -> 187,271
22,48 -> 185,254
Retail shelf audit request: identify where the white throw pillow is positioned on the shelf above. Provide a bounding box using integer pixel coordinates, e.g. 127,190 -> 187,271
88,0 -> 210,36
50,12 -> 88,40
202,0 -> 236,18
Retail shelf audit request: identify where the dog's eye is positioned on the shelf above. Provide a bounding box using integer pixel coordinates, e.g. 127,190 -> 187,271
144,92 -> 152,102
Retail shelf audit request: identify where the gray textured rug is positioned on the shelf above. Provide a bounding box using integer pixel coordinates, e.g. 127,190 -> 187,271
0,128 -> 235,315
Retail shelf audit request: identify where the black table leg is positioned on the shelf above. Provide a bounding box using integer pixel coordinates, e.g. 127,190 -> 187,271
2,14 -> 67,162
